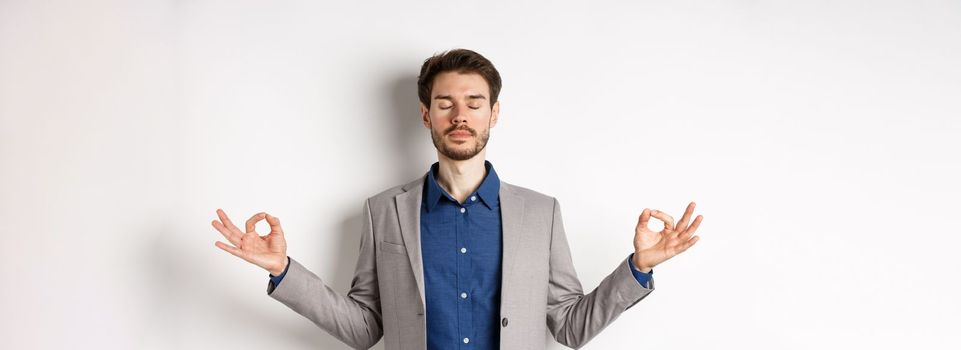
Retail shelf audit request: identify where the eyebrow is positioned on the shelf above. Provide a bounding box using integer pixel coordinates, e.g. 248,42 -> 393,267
434,94 -> 488,101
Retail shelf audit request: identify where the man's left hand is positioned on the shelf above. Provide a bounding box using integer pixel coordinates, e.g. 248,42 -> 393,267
632,202 -> 703,272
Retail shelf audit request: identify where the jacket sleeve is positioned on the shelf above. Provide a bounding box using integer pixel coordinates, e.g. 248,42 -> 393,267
266,199 -> 383,349
545,198 -> 654,349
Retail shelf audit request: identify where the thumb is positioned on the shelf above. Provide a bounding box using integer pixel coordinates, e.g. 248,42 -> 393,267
265,213 -> 284,235
636,208 -> 651,231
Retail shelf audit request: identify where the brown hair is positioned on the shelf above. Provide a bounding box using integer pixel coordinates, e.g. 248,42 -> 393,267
417,48 -> 502,108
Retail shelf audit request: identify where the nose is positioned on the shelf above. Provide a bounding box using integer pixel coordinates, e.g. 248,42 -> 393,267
452,105 -> 468,125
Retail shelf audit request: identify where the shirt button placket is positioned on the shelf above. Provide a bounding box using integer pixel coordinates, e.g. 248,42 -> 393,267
457,204 -> 469,347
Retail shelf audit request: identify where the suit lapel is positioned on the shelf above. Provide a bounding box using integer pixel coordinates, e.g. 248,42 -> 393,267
395,177 -> 427,308
499,182 -> 525,293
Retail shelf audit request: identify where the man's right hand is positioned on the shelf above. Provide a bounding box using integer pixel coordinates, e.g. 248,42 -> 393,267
211,209 -> 288,276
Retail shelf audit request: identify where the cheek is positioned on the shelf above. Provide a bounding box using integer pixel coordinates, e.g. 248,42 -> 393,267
470,109 -> 492,122
430,108 -> 453,120
428,115 -> 450,132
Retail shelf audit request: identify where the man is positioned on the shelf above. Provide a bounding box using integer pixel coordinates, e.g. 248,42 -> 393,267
210,49 -> 703,350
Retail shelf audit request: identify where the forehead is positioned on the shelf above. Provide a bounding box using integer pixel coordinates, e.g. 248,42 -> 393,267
431,71 -> 490,97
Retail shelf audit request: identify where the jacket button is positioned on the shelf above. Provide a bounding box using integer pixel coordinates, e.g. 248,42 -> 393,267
501,317 -> 509,327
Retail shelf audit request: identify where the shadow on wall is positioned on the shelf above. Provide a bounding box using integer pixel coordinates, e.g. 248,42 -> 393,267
144,223 -> 355,348
301,72 -> 429,349
387,73 -> 433,181
324,71 -> 429,298
145,72 -> 430,349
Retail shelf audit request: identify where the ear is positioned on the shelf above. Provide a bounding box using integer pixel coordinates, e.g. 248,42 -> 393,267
420,103 -> 431,129
489,101 -> 500,128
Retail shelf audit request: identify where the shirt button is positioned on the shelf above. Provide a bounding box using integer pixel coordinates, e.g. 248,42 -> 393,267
460,247 -> 467,254
463,337 -> 470,344
460,292 -> 468,299
470,196 -> 476,201
502,317 -> 509,327
460,207 -> 466,213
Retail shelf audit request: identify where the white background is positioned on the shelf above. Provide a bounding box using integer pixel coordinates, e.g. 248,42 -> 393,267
2,0 -> 959,349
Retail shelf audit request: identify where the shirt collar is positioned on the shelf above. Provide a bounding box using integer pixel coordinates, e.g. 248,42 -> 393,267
424,160 -> 500,212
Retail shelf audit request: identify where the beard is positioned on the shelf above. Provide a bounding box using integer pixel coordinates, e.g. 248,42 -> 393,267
431,123 -> 490,161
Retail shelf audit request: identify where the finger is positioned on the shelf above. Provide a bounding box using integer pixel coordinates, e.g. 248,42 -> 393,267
265,213 -> 284,235
685,215 -> 703,236
676,202 -> 696,231
678,235 -> 700,253
211,219 -> 241,246
637,208 -> 651,231
677,215 -> 702,240
215,241 -> 247,260
680,216 -> 701,240
246,212 -> 267,233
649,209 -> 675,232
216,209 -> 244,235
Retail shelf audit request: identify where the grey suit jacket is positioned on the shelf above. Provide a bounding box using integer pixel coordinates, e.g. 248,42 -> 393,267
266,175 -> 654,349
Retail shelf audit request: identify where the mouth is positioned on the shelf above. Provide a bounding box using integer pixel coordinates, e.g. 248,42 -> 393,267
447,130 -> 473,139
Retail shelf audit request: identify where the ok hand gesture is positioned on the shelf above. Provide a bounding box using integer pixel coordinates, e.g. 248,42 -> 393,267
632,202 -> 703,272
211,209 -> 288,276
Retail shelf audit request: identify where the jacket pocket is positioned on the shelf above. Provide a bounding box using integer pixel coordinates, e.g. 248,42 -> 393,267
379,241 -> 408,255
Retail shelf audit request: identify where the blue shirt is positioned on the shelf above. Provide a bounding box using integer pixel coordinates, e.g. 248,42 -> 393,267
268,161 -> 652,349
420,160 -> 503,349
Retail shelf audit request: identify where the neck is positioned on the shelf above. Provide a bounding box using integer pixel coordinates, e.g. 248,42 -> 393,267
435,150 -> 488,204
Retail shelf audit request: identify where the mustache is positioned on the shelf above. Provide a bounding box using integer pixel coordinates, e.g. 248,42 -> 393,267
444,125 -> 476,136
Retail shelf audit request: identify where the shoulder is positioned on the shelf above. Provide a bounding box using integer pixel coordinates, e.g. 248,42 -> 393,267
501,181 -> 559,210
364,175 -> 425,209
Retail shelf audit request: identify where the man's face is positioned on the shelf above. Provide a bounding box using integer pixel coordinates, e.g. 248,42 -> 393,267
421,71 -> 500,161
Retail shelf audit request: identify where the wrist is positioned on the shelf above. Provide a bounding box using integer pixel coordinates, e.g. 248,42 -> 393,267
269,256 -> 288,276
632,254 -> 653,273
